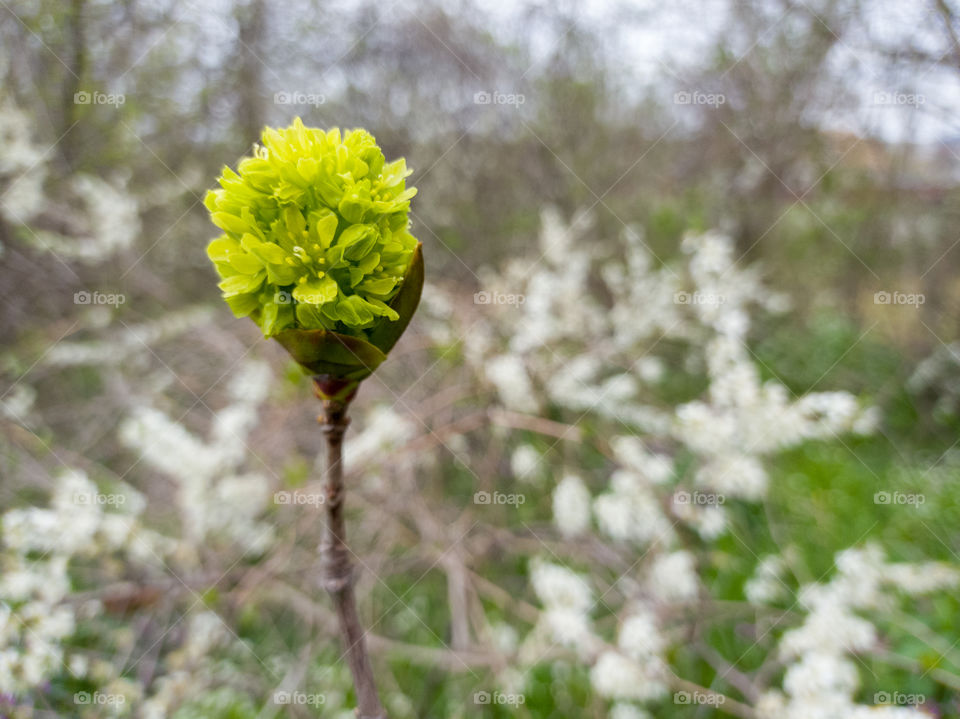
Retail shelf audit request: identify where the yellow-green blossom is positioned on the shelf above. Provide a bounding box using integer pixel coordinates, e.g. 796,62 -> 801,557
205,118 -> 419,338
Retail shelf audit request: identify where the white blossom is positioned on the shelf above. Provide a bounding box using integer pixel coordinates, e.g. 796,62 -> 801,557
530,560 -> 595,650
618,608 -> 666,660
590,651 -> 668,701
486,354 -> 539,413
511,444 -> 543,480
647,551 -> 698,602
745,555 -> 788,604
531,561 -> 592,613
783,651 -> 860,699
553,475 -> 591,536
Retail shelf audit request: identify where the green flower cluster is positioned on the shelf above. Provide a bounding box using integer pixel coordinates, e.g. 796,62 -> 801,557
205,118 -> 419,338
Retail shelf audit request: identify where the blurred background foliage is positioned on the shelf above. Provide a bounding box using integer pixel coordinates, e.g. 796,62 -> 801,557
2,0 -> 960,717
3,0 -> 959,343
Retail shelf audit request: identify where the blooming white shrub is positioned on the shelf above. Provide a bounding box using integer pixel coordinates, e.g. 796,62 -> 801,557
0,470 -> 147,693
758,543 -> 959,719
0,358 -> 281,704
119,360 -> 275,556
0,98 -> 47,223
426,208 -> 953,717
0,95 -> 139,262
1,204 -> 955,717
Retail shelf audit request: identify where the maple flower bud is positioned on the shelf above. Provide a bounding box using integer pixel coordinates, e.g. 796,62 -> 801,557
206,118 -> 423,397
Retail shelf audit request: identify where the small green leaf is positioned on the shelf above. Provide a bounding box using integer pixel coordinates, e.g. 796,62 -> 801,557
357,252 -> 380,274
211,211 -> 249,235
229,252 -> 263,274
337,224 -> 373,248
241,234 -> 286,264
219,271 -> 265,297
225,293 -> 259,318
309,209 -> 338,249
207,236 -> 239,262
292,276 -> 338,305
358,277 -> 397,295
283,206 -> 306,235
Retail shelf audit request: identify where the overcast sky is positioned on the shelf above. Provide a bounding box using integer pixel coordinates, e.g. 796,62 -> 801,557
471,0 -> 960,145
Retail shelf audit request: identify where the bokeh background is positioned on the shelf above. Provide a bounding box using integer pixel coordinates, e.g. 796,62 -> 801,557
2,0 -> 960,717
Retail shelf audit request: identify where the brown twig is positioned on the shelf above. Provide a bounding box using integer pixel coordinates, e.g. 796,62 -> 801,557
318,395 -> 388,719
265,581 -> 506,670
487,408 -> 582,442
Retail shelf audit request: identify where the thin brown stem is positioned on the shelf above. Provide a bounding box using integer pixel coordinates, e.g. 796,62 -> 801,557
319,396 -> 387,719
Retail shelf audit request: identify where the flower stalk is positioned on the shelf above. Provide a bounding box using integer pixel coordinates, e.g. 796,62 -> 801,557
317,385 -> 386,719
205,120 -> 424,716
